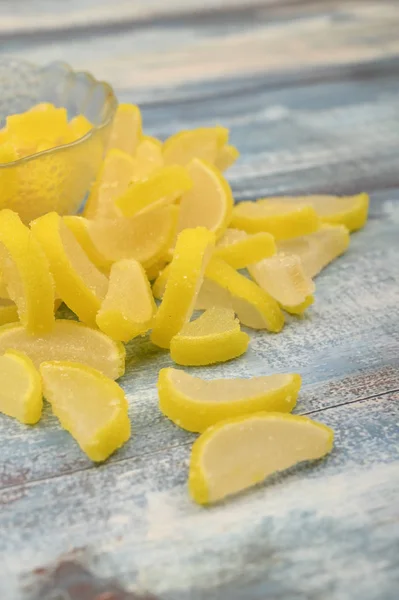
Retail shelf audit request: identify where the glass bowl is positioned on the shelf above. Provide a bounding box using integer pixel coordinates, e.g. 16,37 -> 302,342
0,58 -> 117,223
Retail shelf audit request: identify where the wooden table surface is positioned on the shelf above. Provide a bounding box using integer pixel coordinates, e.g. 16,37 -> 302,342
1,1 -> 399,599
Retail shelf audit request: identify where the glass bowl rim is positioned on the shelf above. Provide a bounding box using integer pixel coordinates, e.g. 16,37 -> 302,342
0,58 -> 118,169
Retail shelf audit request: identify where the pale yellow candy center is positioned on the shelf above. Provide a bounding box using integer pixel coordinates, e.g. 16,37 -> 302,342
172,370 -> 291,403
201,417 -> 330,502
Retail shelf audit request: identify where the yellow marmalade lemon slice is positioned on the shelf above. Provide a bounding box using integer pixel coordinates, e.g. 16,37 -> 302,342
84,149 -> 136,220
264,193 -> 369,233
31,212 -> 108,327
67,114 -> 92,142
277,224 -> 350,278
0,320 -> 125,380
189,412 -> 334,504
231,199 -> 320,239
170,307 -> 249,366
97,259 -> 156,342
151,227 -> 215,349
106,103 -> 142,156
248,253 -> 315,314
215,228 -> 276,269
0,350 -> 42,424
217,228 -> 314,314
86,205 -> 179,270
205,258 -> 284,332
163,126 -> 228,166
129,137 -> 164,183
0,209 -> 55,334
177,158 -> 234,239
63,215 -> 113,273
6,104 -> 69,156
41,361 -> 130,462
215,144 -> 239,172
117,165 -> 192,218
158,368 -> 301,433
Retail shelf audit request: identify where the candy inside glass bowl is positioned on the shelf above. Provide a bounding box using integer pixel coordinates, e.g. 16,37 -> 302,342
0,58 -> 117,223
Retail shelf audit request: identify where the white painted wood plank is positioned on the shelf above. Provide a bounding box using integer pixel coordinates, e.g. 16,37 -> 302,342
0,0 -> 274,34
1,3 -> 398,101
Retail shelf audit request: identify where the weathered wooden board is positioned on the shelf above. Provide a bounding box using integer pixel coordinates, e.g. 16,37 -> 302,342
1,1 -> 397,39
2,391 -> 399,600
0,0 -> 271,36
2,2 -> 399,98
0,1 -> 398,599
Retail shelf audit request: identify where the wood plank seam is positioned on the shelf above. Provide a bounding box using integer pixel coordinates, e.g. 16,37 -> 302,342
1,388 -> 396,494
0,440 -> 193,493
303,387 -> 399,416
